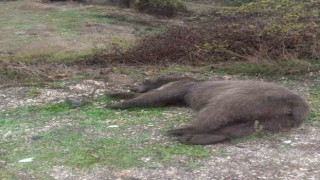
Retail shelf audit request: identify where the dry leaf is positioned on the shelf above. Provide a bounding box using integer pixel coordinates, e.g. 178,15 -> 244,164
31,103 -> 45,107
222,75 -> 232,80
116,170 -> 130,177
48,74 -> 72,80
144,68 -> 158,75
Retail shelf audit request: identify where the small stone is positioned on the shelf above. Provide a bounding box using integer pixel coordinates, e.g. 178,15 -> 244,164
65,97 -> 82,107
26,99 -> 35,103
3,131 -> 12,139
166,167 -> 177,176
15,31 -> 26,35
107,125 -> 119,128
31,135 -> 43,141
141,157 -> 151,162
65,97 -> 90,108
283,140 -> 292,144
18,158 -> 33,163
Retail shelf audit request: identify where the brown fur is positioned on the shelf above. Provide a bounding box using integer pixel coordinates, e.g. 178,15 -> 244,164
108,74 -> 310,145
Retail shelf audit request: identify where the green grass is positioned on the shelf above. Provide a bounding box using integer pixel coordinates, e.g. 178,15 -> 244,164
0,2 -> 117,37
21,50 -> 94,63
308,84 -> 320,127
0,97 -> 210,178
26,88 -> 44,97
0,1 -> 162,63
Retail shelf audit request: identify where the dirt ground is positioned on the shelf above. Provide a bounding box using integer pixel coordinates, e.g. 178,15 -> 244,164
1,72 -> 319,179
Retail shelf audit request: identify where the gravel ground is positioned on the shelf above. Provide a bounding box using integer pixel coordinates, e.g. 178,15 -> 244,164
1,73 -> 319,179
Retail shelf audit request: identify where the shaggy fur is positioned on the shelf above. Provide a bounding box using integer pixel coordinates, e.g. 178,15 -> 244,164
108,74 -> 310,145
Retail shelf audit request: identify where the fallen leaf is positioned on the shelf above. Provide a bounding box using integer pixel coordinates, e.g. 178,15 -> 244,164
222,75 -> 232,80
144,68 -> 158,75
31,103 -> 45,107
117,170 -> 130,177
48,74 -> 72,80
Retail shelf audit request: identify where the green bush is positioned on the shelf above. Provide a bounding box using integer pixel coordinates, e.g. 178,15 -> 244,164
133,0 -> 186,17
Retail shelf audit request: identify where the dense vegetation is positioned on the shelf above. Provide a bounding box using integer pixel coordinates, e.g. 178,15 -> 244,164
133,0 -> 186,17
100,0 -> 319,64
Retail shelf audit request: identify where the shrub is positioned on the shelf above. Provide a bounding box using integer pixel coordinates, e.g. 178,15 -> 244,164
206,0 -> 320,61
133,0 -> 186,17
85,27 -> 206,65
108,0 -> 131,8
87,0 -> 320,65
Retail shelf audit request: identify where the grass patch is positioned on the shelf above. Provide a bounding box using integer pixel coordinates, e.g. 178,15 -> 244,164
0,1 -> 161,63
26,88 -> 44,97
20,50 -> 94,63
134,0 -> 186,17
233,132 -> 283,144
308,84 -> 320,127
22,81 -> 66,89
0,103 -> 71,131
0,97 -> 210,177
0,2 -> 117,38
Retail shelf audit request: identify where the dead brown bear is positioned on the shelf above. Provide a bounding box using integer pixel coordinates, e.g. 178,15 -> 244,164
107,73 -> 309,145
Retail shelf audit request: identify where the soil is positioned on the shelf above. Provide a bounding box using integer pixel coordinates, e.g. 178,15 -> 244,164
1,72 -> 319,179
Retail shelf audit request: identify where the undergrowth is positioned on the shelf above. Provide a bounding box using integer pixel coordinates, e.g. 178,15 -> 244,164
133,0 -> 186,17
308,84 -> 320,126
85,0 -> 320,69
